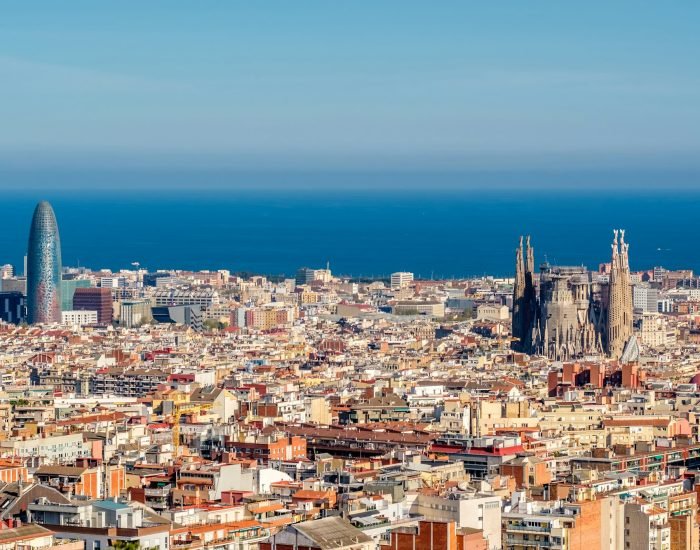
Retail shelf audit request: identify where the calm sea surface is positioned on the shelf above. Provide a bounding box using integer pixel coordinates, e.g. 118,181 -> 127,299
0,187 -> 697,277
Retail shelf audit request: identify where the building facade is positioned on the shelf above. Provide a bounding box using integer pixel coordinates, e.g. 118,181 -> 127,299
391,271 -> 414,289
26,201 -> 62,324
119,300 -> 152,328
152,305 -> 203,331
512,231 -> 635,361
73,287 -> 113,324
60,278 -> 91,312
607,229 -> 634,359
61,310 -> 98,326
512,236 -> 536,352
0,292 -> 26,324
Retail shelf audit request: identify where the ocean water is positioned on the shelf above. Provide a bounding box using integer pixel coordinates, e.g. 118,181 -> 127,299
0,186 -> 697,278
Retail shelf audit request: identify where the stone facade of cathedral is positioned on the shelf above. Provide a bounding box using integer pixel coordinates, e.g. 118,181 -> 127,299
512,231 -> 634,361
607,229 -> 634,359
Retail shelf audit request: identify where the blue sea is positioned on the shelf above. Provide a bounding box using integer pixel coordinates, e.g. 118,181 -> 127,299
0,179 -> 698,278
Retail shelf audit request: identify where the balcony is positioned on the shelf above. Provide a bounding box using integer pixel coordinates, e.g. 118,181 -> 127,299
171,528 -> 271,550
503,535 -> 562,549
21,542 -> 86,550
355,515 -> 423,531
505,523 -> 553,534
145,486 -> 172,497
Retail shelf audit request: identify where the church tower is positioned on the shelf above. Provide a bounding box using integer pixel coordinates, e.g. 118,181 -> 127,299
512,237 -> 526,351
512,236 -> 536,352
607,229 -> 633,359
524,235 -> 536,349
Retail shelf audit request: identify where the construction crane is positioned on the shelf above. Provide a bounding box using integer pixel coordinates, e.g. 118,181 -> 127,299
171,402 -> 213,456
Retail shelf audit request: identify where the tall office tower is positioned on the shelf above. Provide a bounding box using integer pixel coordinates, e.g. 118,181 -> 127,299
511,236 -> 536,352
27,201 -> 62,324
73,287 -> 113,324
607,229 -> 634,359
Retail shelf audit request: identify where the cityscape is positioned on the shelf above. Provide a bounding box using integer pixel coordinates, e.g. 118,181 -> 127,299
3,3 -> 700,550
0,197 -> 698,550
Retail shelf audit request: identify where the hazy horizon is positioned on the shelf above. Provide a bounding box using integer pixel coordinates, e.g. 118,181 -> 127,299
2,2 -> 700,183
2,167 -> 700,192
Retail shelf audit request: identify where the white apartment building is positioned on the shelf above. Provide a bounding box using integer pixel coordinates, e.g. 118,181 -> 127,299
391,271 -> 414,289
100,276 -> 128,288
0,432 -> 91,461
412,492 -> 502,549
633,283 -> 660,312
153,289 -> 219,308
638,313 -> 676,349
62,310 -> 98,326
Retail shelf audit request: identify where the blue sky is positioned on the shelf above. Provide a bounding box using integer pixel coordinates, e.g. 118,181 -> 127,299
1,2 -> 699,173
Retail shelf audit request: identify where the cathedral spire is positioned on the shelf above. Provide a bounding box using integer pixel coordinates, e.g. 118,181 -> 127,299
512,235 -> 537,353
607,229 -> 633,360
512,236 -> 526,351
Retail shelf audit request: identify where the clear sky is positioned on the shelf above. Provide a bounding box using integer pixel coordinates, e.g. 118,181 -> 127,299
1,2 -> 699,175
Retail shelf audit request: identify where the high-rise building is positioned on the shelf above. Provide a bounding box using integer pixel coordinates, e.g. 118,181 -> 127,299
26,201 -> 62,324
73,287 -> 113,324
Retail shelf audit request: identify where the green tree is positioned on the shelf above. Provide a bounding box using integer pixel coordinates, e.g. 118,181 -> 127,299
112,541 -> 140,550
203,319 -> 228,331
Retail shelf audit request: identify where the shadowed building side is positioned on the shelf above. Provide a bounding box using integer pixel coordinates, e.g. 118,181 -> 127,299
511,236 -> 535,352
27,201 -> 62,324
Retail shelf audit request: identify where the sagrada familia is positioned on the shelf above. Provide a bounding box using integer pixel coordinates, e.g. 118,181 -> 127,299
512,231 -> 635,361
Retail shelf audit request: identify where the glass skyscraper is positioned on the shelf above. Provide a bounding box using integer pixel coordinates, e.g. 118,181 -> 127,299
27,201 -> 62,324
61,278 -> 91,311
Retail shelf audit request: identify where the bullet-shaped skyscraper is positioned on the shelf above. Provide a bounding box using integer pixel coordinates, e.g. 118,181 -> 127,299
27,201 -> 62,324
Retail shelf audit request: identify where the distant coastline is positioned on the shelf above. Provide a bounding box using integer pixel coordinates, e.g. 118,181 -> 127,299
0,184 -> 696,277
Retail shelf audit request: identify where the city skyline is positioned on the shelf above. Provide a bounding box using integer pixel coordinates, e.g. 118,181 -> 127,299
1,6 -> 700,550
0,189 -> 697,278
